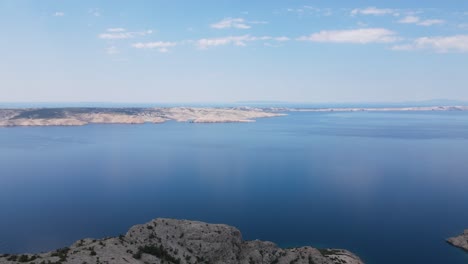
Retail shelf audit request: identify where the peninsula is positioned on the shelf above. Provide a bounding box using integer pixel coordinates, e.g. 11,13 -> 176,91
0,107 -> 283,127
0,218 -> 364,264
1,105 -> 468,127
447,230 -> 468,252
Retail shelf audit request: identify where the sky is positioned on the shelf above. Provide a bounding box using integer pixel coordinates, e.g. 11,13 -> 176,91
1,0 -> 468,104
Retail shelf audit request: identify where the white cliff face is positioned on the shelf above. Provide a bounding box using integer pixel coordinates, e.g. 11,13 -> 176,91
0,218 -> 364,264
447,230 -> 468,252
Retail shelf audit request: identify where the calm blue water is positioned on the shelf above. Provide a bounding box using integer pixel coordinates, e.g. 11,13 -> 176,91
1,111 -> 468,264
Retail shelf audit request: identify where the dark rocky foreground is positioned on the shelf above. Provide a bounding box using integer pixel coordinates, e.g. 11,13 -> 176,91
0,218 -> 363,264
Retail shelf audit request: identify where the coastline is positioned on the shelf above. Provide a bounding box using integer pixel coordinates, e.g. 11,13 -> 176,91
1,105 -> 468,127
447,230 -> 468,252
0,218 -> 364,264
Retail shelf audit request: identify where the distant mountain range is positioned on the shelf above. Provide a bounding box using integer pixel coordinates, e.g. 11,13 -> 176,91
1,99 -> 468,109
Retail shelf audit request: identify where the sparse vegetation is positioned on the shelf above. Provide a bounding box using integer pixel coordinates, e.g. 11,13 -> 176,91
133,244 -> 181,264
318,248 -> 341,257
50,247 -> 70,262
7,255 -> 18,261
18,254 -> 38,262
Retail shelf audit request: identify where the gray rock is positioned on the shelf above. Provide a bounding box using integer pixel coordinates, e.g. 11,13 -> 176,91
447,229 -> 468,252
0,218 -> 364,264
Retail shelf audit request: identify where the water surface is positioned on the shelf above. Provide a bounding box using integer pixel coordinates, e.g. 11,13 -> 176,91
1,111 -> 468,264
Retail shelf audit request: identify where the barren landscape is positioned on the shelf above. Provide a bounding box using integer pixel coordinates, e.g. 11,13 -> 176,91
1,106 -> 467,127
0,107 -> 284,127
0,218 -> 363,264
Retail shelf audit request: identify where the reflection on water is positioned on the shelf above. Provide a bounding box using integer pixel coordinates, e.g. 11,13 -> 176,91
0,111 -> 468,264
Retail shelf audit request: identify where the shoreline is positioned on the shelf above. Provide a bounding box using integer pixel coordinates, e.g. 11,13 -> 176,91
447,230 -> 468,252
0,218 -> 364,264
1,106 -> 468,127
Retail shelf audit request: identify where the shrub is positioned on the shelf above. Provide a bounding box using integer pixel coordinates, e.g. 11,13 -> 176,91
135,244 -> 181,264
51,247 -> 70,262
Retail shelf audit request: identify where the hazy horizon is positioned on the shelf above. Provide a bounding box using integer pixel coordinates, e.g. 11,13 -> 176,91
1,98 -> 468,108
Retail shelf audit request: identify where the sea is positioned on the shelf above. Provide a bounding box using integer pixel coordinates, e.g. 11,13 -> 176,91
1,110 -> 468,264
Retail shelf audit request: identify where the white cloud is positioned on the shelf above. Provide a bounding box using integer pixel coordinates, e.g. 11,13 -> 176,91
392,35 -> 468,53
264,43 -> 282,48
287,8 -> 303,14
210,17 -> 268,29
53,12 -> 65,17
303,6 -> 333,16
275,36 -> 290,42
322,9 -> 333,17
198,35 -> 252,48
89,8 -> 100,17
351,7 -> 395,16
357,21 -> 368,27
211,18 -> 251,29
287,6 -> 333,17
398,15 -> 420,24
106,46 -> 119,55
107,28 -> 126,32
132,41 -> 177,53
196,35 -> 285,49
417,19 -> 445,26
298,28 -> 399,44
99,29 -> 153,39
390,44 -> 414,51
398,16 -> 445,26
249,20 -> 269,25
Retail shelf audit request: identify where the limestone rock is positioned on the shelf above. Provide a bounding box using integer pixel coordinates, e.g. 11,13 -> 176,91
447,229 -> 468,252
0,218 -> 364,264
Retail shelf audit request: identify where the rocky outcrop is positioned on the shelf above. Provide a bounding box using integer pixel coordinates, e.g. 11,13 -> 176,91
447,230 -> 468,252
0,218 -> 364,264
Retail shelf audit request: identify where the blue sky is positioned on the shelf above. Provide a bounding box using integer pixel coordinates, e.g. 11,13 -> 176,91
1,0 -> 468,103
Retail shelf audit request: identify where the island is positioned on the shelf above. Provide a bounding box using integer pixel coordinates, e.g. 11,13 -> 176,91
1,105 -> 468,127
0,107 -> 284,127
0,218 -> 364,264
447,230 -> 468,252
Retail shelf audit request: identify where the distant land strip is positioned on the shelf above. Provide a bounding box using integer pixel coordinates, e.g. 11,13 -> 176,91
0,106 -> 467,127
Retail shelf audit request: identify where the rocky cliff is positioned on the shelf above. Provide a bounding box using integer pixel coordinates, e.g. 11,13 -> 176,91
0,218 -> 364,264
